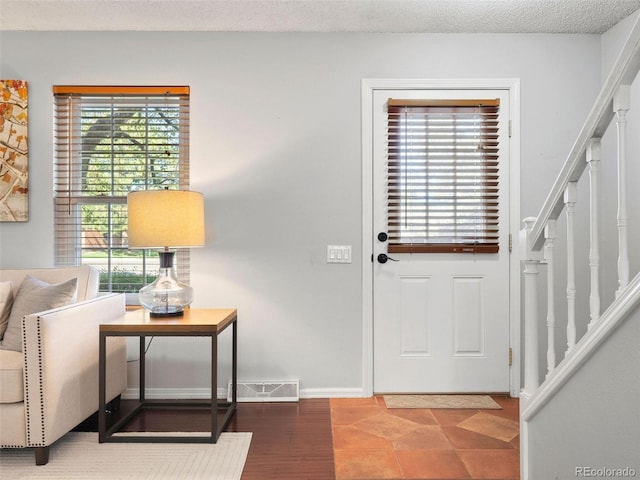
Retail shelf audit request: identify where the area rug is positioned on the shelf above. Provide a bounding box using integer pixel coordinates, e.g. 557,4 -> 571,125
383,394 -> 501,409
0,431 -> 252,479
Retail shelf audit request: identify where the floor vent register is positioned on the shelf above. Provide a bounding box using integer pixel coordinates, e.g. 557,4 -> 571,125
227,381 -> 299,402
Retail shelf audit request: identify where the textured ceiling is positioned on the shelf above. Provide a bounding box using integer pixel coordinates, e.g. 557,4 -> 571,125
1,0 -> 639,33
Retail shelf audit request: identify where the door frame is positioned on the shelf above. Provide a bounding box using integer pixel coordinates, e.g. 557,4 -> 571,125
361,78 -> 522,397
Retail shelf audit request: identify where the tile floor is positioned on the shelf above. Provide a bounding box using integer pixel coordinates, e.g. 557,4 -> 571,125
330,395 -> 520,480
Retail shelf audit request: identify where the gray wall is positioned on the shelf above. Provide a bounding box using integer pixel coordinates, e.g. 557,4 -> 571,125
0,30 -> 602,396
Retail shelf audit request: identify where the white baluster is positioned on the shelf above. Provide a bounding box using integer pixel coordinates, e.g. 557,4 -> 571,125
564,182 -> 577,356
544,219 -> 557,378
522,217 -> 541,399
587,139 -> 601,328
614,85 -> 630,297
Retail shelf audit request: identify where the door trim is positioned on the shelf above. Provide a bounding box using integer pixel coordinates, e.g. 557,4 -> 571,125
361,78 -> 522,397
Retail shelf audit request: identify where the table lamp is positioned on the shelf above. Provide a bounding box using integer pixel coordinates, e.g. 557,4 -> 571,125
127,190 -> 205,317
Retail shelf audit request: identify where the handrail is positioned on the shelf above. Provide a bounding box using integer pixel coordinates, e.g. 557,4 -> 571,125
528,14 -> 640,252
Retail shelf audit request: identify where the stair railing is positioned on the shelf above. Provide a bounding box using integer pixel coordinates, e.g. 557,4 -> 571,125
520,13 -> 640,403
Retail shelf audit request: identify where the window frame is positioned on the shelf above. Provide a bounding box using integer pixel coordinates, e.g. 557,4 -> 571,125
53,85 -> 191,300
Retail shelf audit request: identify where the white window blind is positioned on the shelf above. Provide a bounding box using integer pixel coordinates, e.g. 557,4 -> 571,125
387,98 -> 500,254
53,86 -> 191,294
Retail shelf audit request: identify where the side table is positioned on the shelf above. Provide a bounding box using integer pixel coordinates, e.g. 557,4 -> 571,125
98,308 -> 237,443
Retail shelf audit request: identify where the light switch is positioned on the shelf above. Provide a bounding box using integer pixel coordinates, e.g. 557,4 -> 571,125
327,245 -> 352,264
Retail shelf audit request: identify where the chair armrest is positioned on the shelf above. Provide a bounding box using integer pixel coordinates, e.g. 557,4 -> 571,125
22,293 -> 127,448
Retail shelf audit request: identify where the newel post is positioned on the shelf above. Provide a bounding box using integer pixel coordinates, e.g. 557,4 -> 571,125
521,217 -> 543,400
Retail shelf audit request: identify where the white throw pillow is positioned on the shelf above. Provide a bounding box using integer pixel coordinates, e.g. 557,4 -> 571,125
0,281 -> 13,340
0,275 -> 78,352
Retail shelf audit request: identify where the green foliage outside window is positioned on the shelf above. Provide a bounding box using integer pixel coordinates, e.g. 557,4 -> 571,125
76,102 -> 183,292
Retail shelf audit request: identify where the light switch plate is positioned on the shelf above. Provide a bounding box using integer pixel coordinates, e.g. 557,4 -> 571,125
327,245 -> 352,264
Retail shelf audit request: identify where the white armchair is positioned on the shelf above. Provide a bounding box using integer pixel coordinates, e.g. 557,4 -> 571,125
0,266 -> 127,465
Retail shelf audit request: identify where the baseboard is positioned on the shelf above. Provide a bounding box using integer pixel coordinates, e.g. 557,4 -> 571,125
123,386 -> 369,400
300,387 -> 367,398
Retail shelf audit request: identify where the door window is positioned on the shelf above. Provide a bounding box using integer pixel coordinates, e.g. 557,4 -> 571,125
387,98 -> 500,254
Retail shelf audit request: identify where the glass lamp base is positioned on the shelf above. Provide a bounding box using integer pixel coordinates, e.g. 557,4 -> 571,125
139,251 -> 193,317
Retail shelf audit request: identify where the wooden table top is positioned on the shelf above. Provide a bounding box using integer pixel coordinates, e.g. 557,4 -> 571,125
100,308 -> 237,334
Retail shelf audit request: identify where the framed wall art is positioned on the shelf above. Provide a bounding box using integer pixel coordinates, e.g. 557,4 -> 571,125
0,80 -> 28,222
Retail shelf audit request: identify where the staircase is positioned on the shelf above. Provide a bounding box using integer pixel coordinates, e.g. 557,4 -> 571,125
519,13 -> 640,480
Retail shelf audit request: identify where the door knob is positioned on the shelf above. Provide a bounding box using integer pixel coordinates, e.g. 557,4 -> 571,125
377,232 -> 388,242
377,253 -> 399,264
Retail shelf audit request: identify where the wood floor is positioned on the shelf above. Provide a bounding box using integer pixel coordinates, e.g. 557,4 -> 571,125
227,400 -> 335,479
80,398 -> 335,480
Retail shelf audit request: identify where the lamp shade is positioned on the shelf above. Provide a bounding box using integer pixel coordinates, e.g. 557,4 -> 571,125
127,190 -> 205,248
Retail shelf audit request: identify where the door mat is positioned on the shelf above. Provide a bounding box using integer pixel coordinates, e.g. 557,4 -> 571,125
383,394 -> 502,409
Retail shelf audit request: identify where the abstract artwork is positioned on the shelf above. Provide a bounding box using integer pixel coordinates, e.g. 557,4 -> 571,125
0,80 -> 28,222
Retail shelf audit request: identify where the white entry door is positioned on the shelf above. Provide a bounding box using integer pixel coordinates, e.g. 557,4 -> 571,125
373,88 -> 511,393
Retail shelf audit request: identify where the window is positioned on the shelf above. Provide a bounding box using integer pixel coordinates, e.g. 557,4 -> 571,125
386,98 -> 500,253
53,86 -> 190,296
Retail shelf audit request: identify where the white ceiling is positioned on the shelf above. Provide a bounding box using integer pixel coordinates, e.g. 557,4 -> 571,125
0,0 -> 639,34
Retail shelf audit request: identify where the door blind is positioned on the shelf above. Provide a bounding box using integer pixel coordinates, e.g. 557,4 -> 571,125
386,98 -> 500,254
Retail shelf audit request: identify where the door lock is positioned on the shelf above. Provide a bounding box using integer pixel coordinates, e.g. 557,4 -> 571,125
377,253 -> 399,264
377,232 -> 388,242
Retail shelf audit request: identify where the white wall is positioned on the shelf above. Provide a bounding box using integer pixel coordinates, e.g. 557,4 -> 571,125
0,31 -> 601,396
527,301 -> 640,479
